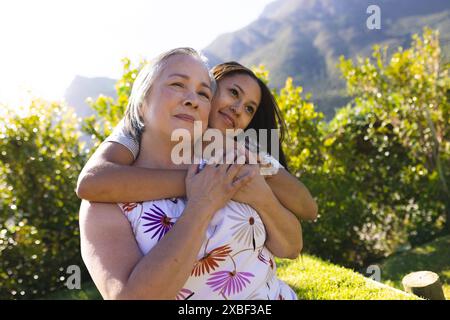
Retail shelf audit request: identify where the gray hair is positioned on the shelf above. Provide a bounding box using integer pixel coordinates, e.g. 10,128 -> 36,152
123,47 -> 216,142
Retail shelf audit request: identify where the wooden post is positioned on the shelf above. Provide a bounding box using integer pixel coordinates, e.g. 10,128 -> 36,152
402,271 -> 446,300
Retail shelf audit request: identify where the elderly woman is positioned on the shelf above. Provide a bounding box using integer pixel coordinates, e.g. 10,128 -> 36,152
79,48 -> 317,300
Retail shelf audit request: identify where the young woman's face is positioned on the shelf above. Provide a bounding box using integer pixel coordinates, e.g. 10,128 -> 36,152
208,74 -> 262,132
142,54 -> 213,138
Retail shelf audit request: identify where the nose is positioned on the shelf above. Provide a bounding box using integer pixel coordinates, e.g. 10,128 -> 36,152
230,102 -> 243,115
183,91 -> 199,109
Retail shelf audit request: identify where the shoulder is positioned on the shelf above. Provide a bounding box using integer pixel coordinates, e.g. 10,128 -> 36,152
79,201 -> 126,228
104,119 -> 140,160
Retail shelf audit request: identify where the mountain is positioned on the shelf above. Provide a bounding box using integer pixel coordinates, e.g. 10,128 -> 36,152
203,0 -> 450,118
64,75 -> 116,119
64,0 -> 450,121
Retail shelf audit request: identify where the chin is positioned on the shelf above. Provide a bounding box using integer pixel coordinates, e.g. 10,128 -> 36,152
211,118 -> 226,131
173,124 -> 194,134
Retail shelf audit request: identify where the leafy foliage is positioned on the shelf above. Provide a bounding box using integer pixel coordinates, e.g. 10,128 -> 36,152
0,28 -> 448,299
272,28 -> 449,267
0,101 -> 87,298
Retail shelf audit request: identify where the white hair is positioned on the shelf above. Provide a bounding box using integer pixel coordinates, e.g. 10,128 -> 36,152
123,47 -> 216,142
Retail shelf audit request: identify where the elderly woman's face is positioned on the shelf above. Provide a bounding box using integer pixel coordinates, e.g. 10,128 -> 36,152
208,74 -> 261,132
142,54 -> 213,138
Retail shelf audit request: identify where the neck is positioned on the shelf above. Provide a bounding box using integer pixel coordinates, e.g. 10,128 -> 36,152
134,130 -> 183,169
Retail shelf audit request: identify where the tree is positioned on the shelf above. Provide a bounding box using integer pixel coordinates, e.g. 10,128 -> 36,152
0,100 -> 87,298
338,27 -> 449,232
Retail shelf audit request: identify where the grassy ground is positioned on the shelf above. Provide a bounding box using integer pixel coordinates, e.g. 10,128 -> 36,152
45,254 -> 419,300
276,255 -> 418,300
379,235 -> 450,299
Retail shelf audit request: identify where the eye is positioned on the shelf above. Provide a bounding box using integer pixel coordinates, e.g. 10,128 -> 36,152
245,105 -> 255,114
171,82 -> 184,88
230,88 -> 239,97
198,91 -> 211,101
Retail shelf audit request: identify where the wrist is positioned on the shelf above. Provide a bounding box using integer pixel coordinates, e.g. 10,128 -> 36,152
185,198 -> 218,217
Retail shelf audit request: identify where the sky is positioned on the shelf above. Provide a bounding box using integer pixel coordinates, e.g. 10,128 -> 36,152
0,0 -> 275,108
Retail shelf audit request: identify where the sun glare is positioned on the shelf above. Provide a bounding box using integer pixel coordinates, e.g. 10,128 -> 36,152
0,0 -> 274,111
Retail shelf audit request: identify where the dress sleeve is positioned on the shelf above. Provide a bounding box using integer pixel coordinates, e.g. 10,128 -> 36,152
259,152 -> 284,176
104,119 -> 140,160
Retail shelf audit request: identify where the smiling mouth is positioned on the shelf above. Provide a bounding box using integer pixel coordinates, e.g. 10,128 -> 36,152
219,111 -> 235,128
174,114 -> 195,123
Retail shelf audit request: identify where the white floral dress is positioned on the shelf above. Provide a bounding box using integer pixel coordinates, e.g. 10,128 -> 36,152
108,120 -> 297,300
118,198 -> 298,300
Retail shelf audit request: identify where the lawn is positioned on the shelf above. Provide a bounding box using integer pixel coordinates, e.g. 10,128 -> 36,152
379,235 -> 450,299
45,254 -> 419,300
276,255 -> 418,300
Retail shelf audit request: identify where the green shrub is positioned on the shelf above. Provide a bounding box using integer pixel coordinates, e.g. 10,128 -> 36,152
1,28 -> 447,299
0,101 -> 88,299
277,28 -> 449,268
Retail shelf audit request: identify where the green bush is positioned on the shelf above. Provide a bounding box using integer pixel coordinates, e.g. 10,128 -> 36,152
0,101 -> 88,299
277,28 -> 449,268
1,28 -> 447,299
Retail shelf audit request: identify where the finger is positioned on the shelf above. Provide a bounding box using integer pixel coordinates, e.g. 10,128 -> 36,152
218,163 -> 231,175
206,155 -> 221,167
226,163 -> 244,179
203,163 -> 219,173
187,163 -> 200,178
231,171 -> 255,189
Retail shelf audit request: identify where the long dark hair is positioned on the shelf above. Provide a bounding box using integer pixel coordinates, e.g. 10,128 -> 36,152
211,61 -> 288,169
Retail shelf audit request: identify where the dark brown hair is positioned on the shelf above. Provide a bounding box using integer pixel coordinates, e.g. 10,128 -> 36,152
211,61 -> 288,169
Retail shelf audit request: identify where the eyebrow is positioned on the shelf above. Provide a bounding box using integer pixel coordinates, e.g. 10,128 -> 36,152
234,84 -> 258,107
168,73 -> 212,91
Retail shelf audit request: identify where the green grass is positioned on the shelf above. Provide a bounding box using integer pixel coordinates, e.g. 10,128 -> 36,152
275,255 -> 418,300
379,235 -> 450,299
46,254 -> 419,300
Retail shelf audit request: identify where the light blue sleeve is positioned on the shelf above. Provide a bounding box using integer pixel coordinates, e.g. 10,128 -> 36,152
103,119 -> 140,160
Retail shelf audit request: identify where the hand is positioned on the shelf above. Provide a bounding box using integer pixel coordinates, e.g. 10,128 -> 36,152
185,163 -> 255,214
235,142 -> 280,178
231,165 -> 273,209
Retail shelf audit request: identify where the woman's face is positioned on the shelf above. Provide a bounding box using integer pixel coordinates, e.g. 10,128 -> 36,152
208,74 -> 262,132
142,54 -> 213,138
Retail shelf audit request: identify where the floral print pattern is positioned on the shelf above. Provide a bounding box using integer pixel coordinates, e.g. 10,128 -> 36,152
206,271 -> 255,297
176,288 -> 194,300
121,202 -> 141,214
191,244 -> 232,277
228,205 -> 265,250
142,204 -> 175,241
118,199 -> 297,300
